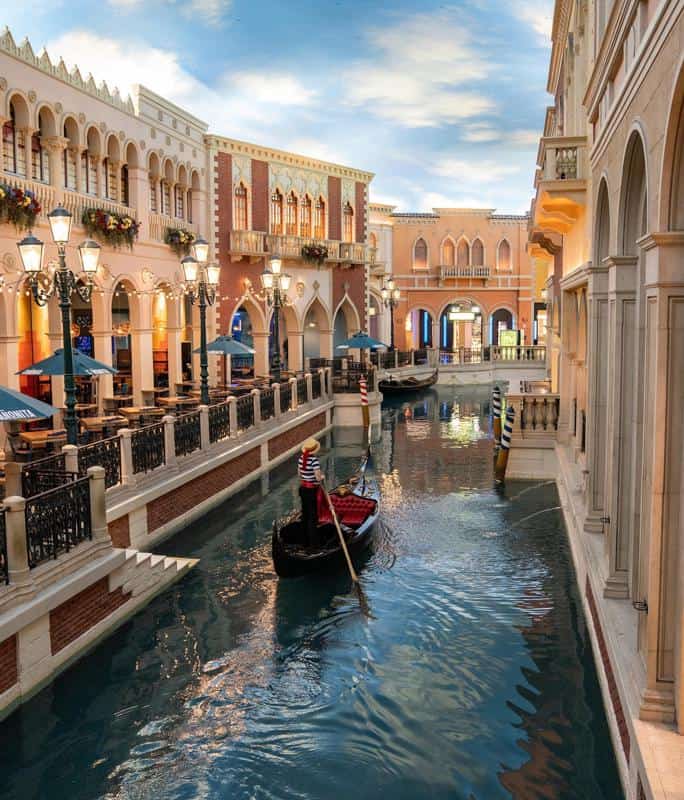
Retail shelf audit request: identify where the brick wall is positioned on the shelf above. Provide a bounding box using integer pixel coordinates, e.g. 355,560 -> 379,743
108,515 -> 130,548
147,447 -> 261,533
50,578 -> 130,655
252,160 -> 269,233
328,176 -> 341,240
268,413 -> 326,460
355,181 -> 366,243
0,635 -> 17,694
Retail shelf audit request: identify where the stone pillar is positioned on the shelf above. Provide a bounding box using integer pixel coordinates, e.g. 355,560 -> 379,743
87,466 -> 110,544
289,376 -> 298,410
3,463 -> 22,497
163,415 -> 176,467
318,368 -> 327,400
252,388 -> 261,427
252,331 -> 270,378
127,166 -> 150,237
319,328 -> 334,360
91,289 -> 114,409
0,336 -> 21,391
602,256 -> 638,598
69,146 -> 82,192
272,383 -> 282,419
199,404 -> 210,450
117,428 -> 134,486
584,264 -> 609,534
305,372 -> 313,404
62,444 -> 78,475
42,136 -> 67,188
287,330 -> 304,373
4,496 -> 32,589
227,396 -> 238,438
131,293 -> 154,406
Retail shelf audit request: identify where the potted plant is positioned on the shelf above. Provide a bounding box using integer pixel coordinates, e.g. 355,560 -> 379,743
164,227 -> 196,257
82,208 -> 141,250
301,242 -> 328,266
0,183 -> 41,231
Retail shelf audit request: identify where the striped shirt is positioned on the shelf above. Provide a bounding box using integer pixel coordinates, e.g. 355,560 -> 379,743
298,453 -> 321,484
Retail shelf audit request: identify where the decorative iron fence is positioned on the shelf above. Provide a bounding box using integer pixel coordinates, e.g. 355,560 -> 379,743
131,423 -> 165,474
378,352 -> 395,369
21,453 -> 68,497
0,509 -> 7,584
236,394 -> 254,431
280,382 -> 292,413
175,411 -> 202,457
414,348 -> 428,365
311,372 -> 321,399
397,351 -> 411,367
297,377 -> 307,405
78,436 -> 121,489
24,477 -> 92,568
209,402 -> 230,443
260,388 -> 275,421
332,370 -> 373,393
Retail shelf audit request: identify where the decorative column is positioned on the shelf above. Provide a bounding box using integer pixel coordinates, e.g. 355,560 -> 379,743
163,415 -> 176,468
117,428 -> 134,486
305,371 -> 313,404
273,383 -> 282,418
127,166 -> 150,237
4,496 -> 33,591
91,288 -> 114,411
87,466 -> 110,544
584,263 -> 609,534
287,330 -> 304,373
252,331 -> 270,378
289,376 -> 298,411
130,292 -> 154,405
227,395 -> 238,437
199,404 -> 210,450
252,388 -> 262,427
42,136 -> 68,189
319,328 -> 334,360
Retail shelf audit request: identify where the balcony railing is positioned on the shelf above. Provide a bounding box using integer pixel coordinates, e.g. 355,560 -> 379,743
230,230 -> 369,264
440,346 -> 547,364
149,212 -> 198,243
440,265 -> 491,280
537,136 -> 588,184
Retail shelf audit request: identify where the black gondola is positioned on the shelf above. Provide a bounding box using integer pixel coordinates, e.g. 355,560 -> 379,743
272,480 -> 380,578
379,369 -> 438,394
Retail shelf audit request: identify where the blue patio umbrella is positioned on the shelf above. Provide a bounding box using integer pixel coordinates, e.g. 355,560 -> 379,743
194,335 -> 255,385
336,332 -> 389,351
17,348 -> 117,377
0,385 -> 58,422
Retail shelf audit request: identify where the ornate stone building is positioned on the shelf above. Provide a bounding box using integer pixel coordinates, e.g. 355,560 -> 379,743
529,0 -> 684,796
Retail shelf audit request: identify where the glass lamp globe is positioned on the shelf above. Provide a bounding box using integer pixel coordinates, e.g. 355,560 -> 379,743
270,257 -> 282,275
206,264 -> 221,286
280,273 -> 292,292
47,205 -> 73,245
78,240 -> 101,274
261,269 -> 274,290
181,256 -> 199,283
191,236 -> 209,264
17,233 -> 45,274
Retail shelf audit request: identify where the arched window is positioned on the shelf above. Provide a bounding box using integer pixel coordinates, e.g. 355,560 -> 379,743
300,195 -> 312,237
31,127 -> 48,184
162,180 -> 171,215
62,121 -> 78,190
286,191 -> 298,235
148,155 -> 160,213
369,232 -> 377,249
471,238 -> 484,266
414,238 -> 428,269
314,196 -> 325,239
497,239 -> 511,270
442,238 -> 455,266
186,189 -> 193,223
271,189 -> 283,235
234,183 -> 248,230
343,202 -> 354,243
174,184 -> 184,218
121,164 -> 130,206
457,238 -> 469,268
3,102 -> 26,176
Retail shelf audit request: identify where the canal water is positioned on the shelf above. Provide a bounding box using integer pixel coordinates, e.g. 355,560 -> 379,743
1,386 -> 622,800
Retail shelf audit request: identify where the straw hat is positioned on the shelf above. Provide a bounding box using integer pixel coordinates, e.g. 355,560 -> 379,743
301,437 -> 320,454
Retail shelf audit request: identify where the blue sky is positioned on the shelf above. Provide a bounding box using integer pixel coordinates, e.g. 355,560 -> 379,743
3,0 -> 553,213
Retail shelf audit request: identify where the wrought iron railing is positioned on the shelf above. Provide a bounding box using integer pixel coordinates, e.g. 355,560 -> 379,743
0,509 -> 7,584
175,411 -> 201,457
311,372 -> 321,399
397,351 -> 411,367
78,436 -> 121,489
236,394 -> 254,431
332,370 -> 373,393
280,382 -> 292,413
24,477 -> 92,568
260,388 -> 275,421
21,453 -> 68,497
414,348 -> 428,365
297,377 -> 307,405
131,423 -> 165,474
209,402 -> 230,443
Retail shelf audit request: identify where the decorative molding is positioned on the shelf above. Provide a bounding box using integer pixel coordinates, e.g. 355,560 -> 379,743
232,154 -> 252,188
269,162 -> 328,200
0,27 -> 136,114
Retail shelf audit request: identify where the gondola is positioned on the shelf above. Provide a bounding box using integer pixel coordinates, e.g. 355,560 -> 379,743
272,478 -> 380,578
378,369 -> 438,394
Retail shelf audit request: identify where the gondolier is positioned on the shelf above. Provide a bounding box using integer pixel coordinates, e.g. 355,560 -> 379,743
298,438 -> 324,547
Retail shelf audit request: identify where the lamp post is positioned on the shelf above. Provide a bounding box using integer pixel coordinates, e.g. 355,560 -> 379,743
17,206 -> 101,445
381,278 -> 400,350
260,257 -> 292,383
180,236 -> 219,406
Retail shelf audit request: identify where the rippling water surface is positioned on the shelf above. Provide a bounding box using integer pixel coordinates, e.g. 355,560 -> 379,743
1,386 -> 622,800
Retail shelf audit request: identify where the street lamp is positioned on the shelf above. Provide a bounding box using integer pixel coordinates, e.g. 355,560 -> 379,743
381,277 -> 400,350
17,206 -> 101,445
181,236 -> 219,406
260,256 -> 292,383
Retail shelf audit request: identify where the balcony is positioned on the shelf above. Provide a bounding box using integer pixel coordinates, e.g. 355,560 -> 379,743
229,230 -> 369,265
148,212 -> 198,243
440,265 -> 491,281
533,136 -> 588,234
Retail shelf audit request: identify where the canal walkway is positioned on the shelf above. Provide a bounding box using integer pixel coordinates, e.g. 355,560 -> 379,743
0,386 -> 622,800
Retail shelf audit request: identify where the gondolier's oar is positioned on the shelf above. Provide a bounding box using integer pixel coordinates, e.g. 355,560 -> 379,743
321,481 -> 359,584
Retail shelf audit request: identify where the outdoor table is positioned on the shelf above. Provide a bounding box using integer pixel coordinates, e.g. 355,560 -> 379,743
105,395 -> 133,410
60,403 -> 98,417
19,429 -> 66,455
80,416 -> 127,439
157,396 -> 201,412
118,406 -> 164,426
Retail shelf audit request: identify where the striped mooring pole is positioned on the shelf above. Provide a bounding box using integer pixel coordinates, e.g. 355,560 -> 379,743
492,385 -> 502,445
359,377 -> 370,430
495,405 -> 515,483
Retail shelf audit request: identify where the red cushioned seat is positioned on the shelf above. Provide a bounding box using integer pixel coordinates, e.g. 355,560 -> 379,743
317,493 -> 375,527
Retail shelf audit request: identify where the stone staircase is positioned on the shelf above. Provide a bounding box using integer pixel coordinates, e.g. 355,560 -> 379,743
110,549 -> 198,599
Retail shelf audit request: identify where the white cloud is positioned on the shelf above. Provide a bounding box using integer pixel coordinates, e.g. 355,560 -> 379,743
106,0 -> 231,25
461,124 -> 501,143
513,1 -> 554,46
344,10 -> 495,128
508,129 -> 541,147
430,158 -> 521,184
45,32 -> 315,141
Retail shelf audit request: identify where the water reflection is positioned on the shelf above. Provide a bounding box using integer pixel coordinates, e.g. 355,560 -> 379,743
0,386 -> 622,800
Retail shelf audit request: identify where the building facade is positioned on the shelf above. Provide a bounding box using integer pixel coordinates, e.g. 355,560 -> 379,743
528,0 -> 684,796
369,205 -> 545,354
0,28 -> 374,426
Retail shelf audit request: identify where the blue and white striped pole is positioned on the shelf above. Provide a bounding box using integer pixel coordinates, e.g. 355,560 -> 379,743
492,385 -> 502,445
495,405 -> 515,483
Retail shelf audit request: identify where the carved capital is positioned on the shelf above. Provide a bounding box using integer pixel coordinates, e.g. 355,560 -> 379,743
41,135 -> 69,153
